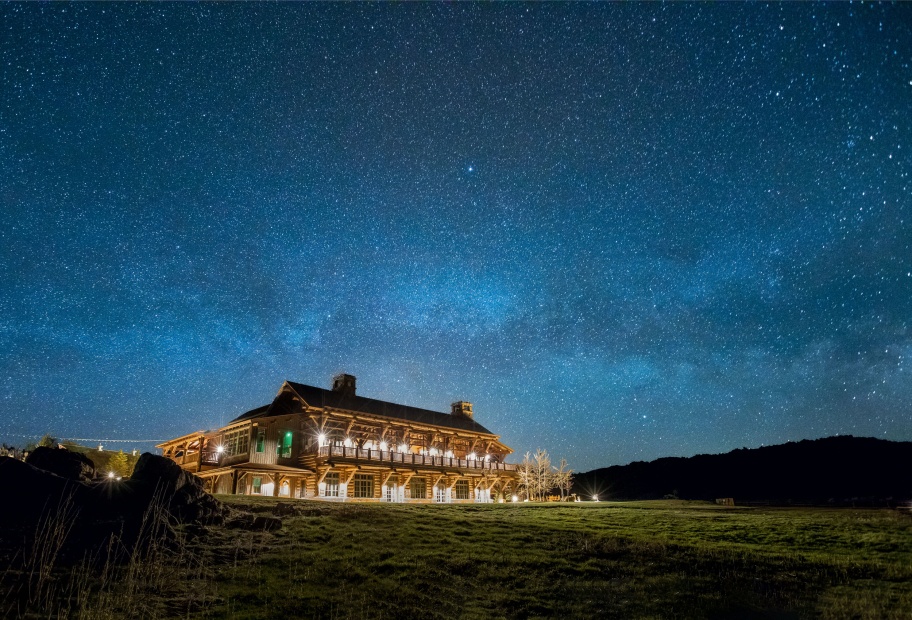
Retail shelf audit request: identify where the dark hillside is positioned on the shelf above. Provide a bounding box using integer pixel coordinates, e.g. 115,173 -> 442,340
572,436 -> 912,505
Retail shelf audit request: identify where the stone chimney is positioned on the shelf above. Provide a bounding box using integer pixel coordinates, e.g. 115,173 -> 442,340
331,373 -> 357,396
451,401 -> 473,419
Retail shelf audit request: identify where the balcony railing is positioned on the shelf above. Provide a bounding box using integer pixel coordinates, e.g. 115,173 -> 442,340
315,446 -> 517,471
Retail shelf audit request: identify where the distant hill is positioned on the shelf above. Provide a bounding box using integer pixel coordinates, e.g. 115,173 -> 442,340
572,436 -> 912,505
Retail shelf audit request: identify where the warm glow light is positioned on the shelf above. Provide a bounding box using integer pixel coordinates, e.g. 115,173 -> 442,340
468,453 -> 476,460
343,437 -> 353,448
444,450 -> 454,458
317,433 -> 326,446
108,471 -> 115,479
379,441 -> 388,451
484,454 -> 490,461
215,445 -> 225,454
398,443 -> 408,453
511,495 -> 519,503
592,494 -> 599,502
429,447 -> 438,456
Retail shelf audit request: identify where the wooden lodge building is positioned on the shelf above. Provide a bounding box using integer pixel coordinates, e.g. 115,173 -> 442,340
157,374 -> 519,503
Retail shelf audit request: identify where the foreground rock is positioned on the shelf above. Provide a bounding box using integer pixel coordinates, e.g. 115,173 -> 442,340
0,453 -> 230,561
128,452 -> 224,524
25,446 -> 95,482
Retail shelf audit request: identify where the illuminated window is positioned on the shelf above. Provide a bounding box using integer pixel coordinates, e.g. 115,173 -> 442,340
454,480 -> 469,500
277,431 -> 293,458
410,478 -> 426,499
223,428 -> 249,456
324,472 -> 340,497
252,476 -> 262,494
255,429 -> 265,453
353,474 -> 374,498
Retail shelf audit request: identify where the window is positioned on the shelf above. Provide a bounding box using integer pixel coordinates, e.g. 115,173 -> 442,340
277,431 -> 293,458
353,474 -> 374,498
454,480 -> 469,500
223,428 -> 249,456
410,478 -> 426,500
323,472 -> 340,498
255,429 -> 265,453
252,476 -> 262,494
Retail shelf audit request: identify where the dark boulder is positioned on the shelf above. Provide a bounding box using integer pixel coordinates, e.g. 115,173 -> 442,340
0,452 -> 226,562
125,453 -> 225,525
0,458 -> 90,528
129,453 -> 223,525
25,446 -> 95,482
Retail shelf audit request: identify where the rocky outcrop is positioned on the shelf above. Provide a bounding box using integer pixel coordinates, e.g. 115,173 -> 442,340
128,452 -> 224,524
25,446 -> 95,482
0,453 -> 230,560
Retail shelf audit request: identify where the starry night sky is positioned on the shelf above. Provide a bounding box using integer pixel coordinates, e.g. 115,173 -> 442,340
2,4 -> 910,471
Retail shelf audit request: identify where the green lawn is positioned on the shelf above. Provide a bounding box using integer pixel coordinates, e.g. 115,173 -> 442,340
19,498 -> 912,619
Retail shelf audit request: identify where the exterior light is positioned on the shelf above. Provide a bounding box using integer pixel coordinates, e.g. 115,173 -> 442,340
592,494 -> 599,502
215,445 -> 225,454
468,453 -> 476,460
484,454 -> 490,461
343,437 -> 353,448
379,441 -> 388,451
317,434 -> 326,446
398,443 -> 408,453
511,495 -> 519,503
108,471 -> 115,479
445,450 -> 454,458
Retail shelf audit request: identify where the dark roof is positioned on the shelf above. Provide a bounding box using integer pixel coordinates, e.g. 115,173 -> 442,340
230,381 -> 496,435
230,404 -> 271,423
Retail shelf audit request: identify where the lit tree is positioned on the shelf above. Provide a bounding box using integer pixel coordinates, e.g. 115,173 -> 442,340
553,457 -> 574,501
532,448 -> 553,501
517,451 -> 535,500
517,449 -> 574,501
37,434 -> 58,448
108,450 -> 131,478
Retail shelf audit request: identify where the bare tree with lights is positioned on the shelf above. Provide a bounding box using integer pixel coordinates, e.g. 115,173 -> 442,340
553,457 -> 574,501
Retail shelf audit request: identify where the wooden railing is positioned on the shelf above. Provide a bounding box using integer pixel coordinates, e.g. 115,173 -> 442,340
314,446 -> 517,471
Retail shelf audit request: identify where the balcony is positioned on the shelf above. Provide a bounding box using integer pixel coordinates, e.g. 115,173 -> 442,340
314,446 -> 517,472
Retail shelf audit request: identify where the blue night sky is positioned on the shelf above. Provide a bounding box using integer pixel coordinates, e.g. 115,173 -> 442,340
1,4 -> 910,471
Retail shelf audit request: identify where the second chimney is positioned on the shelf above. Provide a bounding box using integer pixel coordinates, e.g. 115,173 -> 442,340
451,401 -> 473,419
332,373 -> 357,397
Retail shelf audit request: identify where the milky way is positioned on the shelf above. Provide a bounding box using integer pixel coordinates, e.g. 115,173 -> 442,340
1,3 -> 909,470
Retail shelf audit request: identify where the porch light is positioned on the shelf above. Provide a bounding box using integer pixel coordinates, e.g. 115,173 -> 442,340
398,443 -> 408,453
484,454 -> 490,461
379,441 -> 388,451
108,471 -> 115,479
467,453 -> 476,460
318,434 -> 327,447
592,494 -> 599,502
511,495 -> 519,503
343,437 -> 353,448
444,450 -> 454,458
215,445 -> 225,454
428,448 -> 438,456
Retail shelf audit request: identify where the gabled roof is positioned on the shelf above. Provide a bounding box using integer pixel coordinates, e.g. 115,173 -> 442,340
230,381 -> 497,436
230,404 -> 271,423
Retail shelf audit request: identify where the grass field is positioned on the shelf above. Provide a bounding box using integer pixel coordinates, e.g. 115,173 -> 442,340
8,498 -> 912,619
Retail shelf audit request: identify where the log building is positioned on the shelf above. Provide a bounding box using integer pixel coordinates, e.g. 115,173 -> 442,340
157,374 -> 519,502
